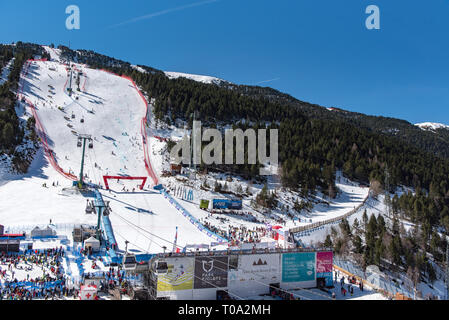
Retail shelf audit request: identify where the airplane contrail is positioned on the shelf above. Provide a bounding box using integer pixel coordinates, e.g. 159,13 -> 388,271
108,0 -> 220,29
255,78 -> 281,85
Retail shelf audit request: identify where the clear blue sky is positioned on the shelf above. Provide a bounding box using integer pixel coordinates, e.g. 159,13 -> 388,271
1,0 -> 448,124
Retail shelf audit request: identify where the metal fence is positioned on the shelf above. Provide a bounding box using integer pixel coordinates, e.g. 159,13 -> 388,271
5,223 -> 80,234
289,193 -> 370,235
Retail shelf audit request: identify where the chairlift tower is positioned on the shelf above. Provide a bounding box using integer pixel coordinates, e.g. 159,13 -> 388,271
87,198 -> 111,241
76,134 -> 92,188
384,165 -> 392,220
68,67 -> 73,96
189,110 -> 199,180
190,111 -> 196,172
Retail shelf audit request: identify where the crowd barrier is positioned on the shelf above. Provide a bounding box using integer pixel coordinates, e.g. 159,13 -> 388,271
160,188 -> 228,244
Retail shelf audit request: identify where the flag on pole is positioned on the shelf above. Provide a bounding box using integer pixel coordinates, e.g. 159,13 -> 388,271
172,226 -> 178,253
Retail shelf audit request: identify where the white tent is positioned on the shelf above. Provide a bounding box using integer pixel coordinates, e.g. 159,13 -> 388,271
79,284 -> 98,300
84,236 -> 100,252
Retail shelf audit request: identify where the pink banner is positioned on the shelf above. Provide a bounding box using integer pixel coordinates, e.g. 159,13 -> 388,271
316,251 -> 333,273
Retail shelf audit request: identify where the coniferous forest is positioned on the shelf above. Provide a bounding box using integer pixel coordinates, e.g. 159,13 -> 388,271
53,45 -> 449,239
0,43 -> 49,171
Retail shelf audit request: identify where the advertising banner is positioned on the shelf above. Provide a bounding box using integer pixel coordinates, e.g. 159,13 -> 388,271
316,251 -> 333,286
237,253 -> 280,282
200,200 -> 210,210
229,200 -> 243,210
212,199 -> 242,209
157,257 -> 194,292
316,251 -> 333,273
212,199 -> 229,209
194,256 -> 228,289
282,252 -> 316,283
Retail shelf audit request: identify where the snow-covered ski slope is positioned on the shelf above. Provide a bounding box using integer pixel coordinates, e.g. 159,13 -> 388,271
0,58 -> 14,86
164,71 -> 225,85
0,47 -> 219,253
21,59 -> 150,181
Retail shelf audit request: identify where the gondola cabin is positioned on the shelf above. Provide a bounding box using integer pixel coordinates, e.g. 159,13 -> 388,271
123,253 -> 137,271
154,259 -> 168,275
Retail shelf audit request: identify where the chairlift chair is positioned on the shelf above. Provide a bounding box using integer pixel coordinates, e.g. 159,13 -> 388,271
102,207 -> 110,216
85,202 -> 93,214
89,142 -> 94,149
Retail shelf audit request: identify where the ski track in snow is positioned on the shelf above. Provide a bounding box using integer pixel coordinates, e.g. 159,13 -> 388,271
0,48 -> 220,255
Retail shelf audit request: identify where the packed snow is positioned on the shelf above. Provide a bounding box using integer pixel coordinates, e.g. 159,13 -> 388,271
0,58 -> 14,86
415,122 -> 449,131
164,71 -> 226,85
1,49 -> 223,256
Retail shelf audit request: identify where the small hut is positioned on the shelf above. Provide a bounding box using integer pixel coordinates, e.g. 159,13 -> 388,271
31,225 -> 57,238
84,236 -> 101,253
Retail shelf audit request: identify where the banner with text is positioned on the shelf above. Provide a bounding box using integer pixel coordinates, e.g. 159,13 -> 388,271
281,252 -> 316,283
194,256 -> 229,289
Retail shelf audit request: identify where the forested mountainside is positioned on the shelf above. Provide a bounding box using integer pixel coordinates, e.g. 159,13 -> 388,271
0,43 -> 48,164
56,45 -> 449,195
0,45 -> 14,70
229,84 -> 449,160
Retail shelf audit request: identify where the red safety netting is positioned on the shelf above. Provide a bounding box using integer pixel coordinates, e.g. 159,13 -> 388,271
99,69 -> 159,186
18,59 -> 77,181
18,60 -> 160,185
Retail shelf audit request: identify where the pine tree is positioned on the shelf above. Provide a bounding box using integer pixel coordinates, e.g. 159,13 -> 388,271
362,210 -> 368,228
324,235 -> 333,248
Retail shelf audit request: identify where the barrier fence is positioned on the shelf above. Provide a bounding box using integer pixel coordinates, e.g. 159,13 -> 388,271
290,193 -> 370,235
0,280 -> 63,290
94,190 -> 120,263
160,189 -> 228,244
6,223 -> 79,235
